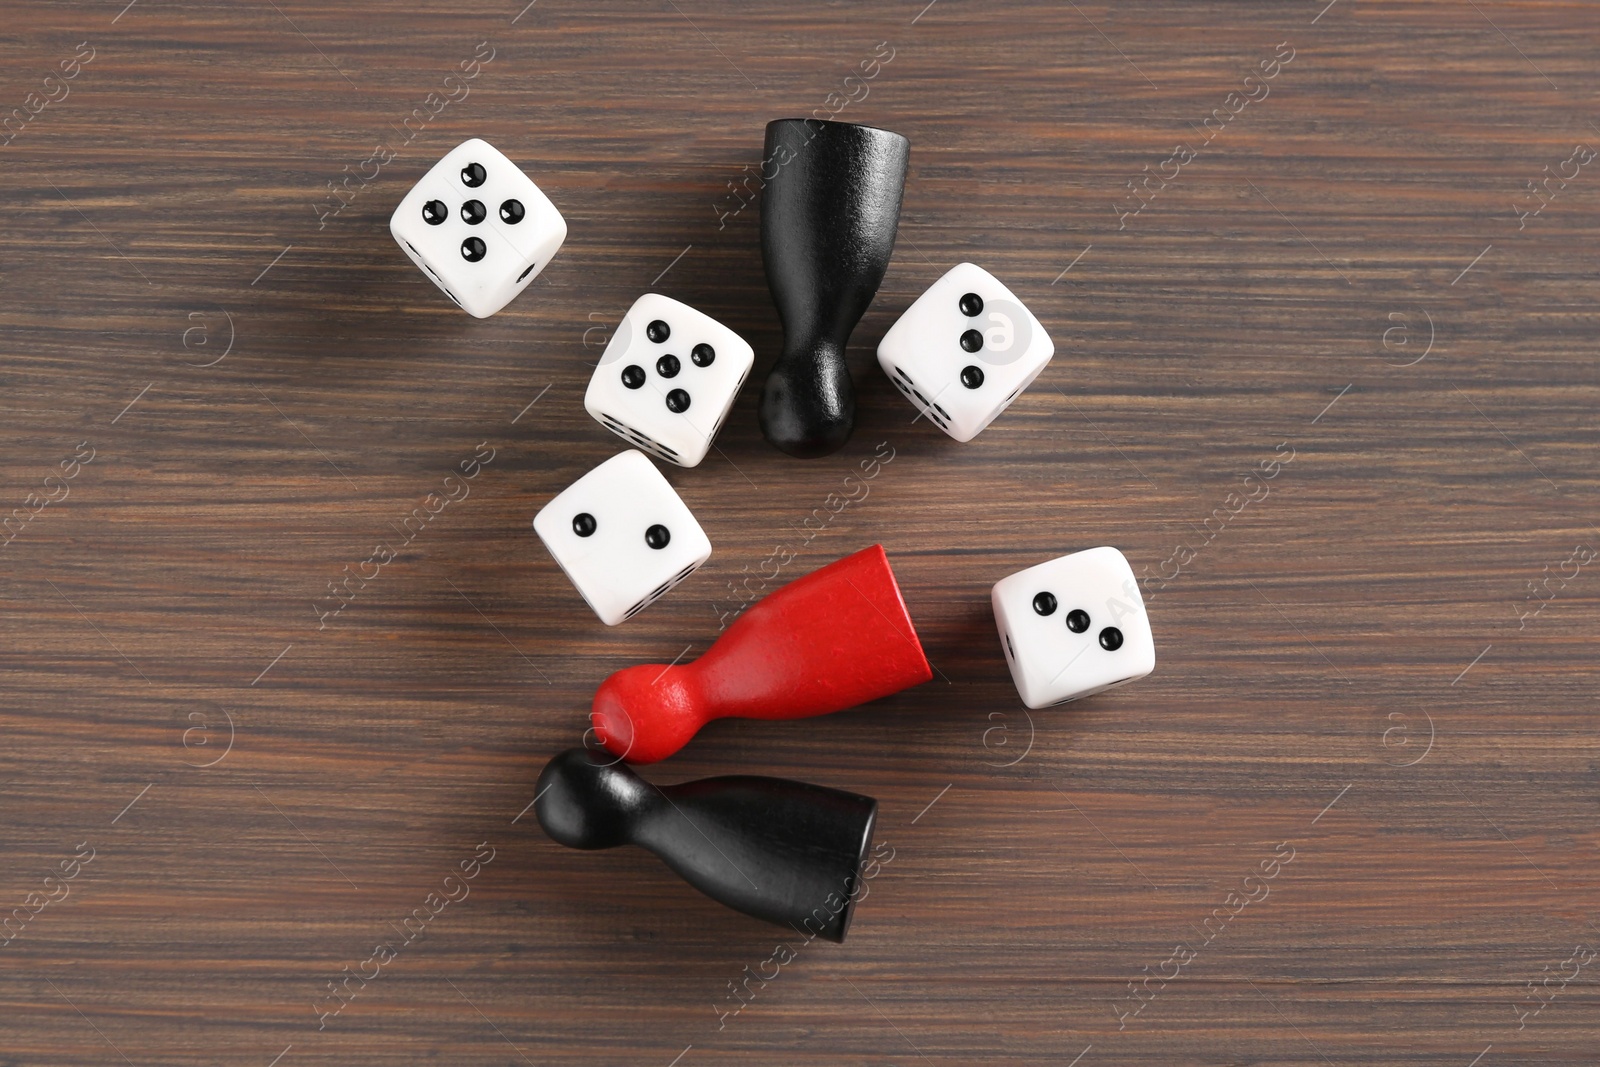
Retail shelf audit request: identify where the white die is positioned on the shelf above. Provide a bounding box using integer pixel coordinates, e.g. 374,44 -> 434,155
584,294 -> 755,467
390,137 -> 567,318
991,547 -> 1154,709
877,263 -> 1053,442
532,450 -> 712,625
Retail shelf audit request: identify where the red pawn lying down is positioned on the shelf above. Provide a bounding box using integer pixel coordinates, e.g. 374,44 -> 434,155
592,544 -> 932,763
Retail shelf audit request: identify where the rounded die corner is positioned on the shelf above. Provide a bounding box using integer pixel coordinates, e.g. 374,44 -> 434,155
445,135 -> 508,167
946,261 -> 998,283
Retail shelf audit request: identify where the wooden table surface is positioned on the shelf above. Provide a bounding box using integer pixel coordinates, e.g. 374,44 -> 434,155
3,1 -> 1598,1064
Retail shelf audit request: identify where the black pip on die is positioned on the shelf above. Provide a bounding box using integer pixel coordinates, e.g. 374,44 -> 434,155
390,138 -> 566,318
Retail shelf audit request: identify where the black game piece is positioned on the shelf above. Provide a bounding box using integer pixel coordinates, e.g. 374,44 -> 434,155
534,747 -> 879,941
758,118 -> 909,458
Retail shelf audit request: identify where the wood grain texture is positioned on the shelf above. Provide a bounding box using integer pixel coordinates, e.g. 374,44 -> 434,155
1,1 -> 1598,1064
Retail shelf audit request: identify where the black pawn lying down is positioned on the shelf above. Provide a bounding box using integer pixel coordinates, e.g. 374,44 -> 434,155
535,748 -> 878,942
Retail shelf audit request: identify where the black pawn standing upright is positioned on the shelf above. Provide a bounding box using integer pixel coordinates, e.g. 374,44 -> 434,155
535,748 -> 878,941
758,118 -> 909,458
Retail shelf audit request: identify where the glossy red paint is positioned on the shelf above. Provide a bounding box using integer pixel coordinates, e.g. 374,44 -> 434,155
591,544 -> 933,763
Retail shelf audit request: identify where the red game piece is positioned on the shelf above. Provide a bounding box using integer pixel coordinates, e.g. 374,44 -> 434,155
591,544 -> 932,763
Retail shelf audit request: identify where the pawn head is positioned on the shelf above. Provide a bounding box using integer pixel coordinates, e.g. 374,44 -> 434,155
591,663 -> 704,764
758,350 -> 854,458
534,747 -> 651,850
